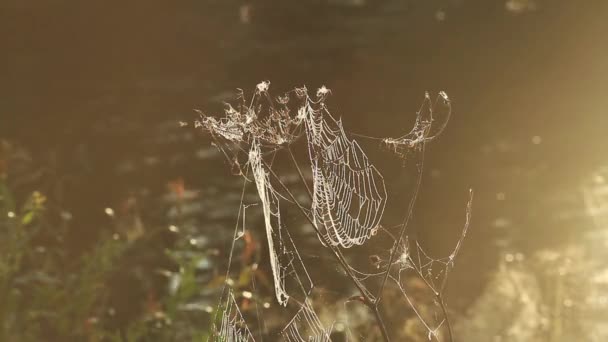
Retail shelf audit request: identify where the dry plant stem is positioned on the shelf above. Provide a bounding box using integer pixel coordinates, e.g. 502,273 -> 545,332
287,147 -> 312,196
264,154 -> 391,342
373,141 -> 454,342
407,251 -> 454,342
438,295 -> 453,342
376,143 -> 427,304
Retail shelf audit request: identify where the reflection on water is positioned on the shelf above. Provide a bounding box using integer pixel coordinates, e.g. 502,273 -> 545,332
456,167 -> 608,341
584,167 -> 608,231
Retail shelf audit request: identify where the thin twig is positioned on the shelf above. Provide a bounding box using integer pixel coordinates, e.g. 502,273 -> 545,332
438,295 -> 453,342
287,147 -> 312,196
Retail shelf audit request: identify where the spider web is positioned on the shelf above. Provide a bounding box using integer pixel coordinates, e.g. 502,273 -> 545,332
213,289 -> 255,342
195,81 -> 305,148
343,190 -> 473,340
303,89 -> 387,248
202,84 -> 347,341
383,91 -> 451,161
249,141 -> 291,305
282,299 -> 332,342
390,190 -> 473,340
210,166 -> 314,340
334,91 -> 467,340
199,83 -> 469,341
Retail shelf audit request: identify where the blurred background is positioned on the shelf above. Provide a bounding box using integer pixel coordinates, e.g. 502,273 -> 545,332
1,0 -> 608,341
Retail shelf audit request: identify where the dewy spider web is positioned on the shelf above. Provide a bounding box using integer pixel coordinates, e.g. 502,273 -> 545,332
210,175 -> 257,342
388,191 -> 473,340
203,83 -> 316,340
382,91 -> 451,161
340,190 -> 472,341
195,81 -> 305,149
303,89 -> 387,248
216,289 -> 256,342
342,91 -> 467,340
282,299 -> 332,342
249,141 -> 291,306
199,83 -> 468,342
211,156 -> 315,341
